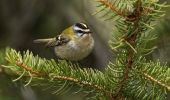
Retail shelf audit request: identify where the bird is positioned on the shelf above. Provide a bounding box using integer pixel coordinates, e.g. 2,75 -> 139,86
34,23 -> 94,61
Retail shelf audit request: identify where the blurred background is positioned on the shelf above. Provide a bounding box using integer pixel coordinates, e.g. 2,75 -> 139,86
0,0 -> 169,100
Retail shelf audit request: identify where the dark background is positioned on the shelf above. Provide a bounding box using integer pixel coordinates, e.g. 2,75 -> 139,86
0,0 -> 169,100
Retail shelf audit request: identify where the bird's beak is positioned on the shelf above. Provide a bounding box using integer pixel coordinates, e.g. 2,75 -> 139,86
33,38 -> 57,47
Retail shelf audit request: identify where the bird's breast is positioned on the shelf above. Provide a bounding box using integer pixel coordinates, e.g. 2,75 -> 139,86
54,35 -> 94,61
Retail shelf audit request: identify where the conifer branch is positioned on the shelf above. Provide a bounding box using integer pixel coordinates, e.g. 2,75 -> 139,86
16,61 -> 46,77
0,0 -> 169,99
15,60 -> 112,98
143,73 -> 170,91
113,0 -> 142,98
97,0 -> 127,18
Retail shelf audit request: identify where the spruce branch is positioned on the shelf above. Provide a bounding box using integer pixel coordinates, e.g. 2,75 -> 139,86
96,0 -> 169,99
113,0 -> 142,99
124,59 -> 170,99
96,0 -> 157,22
143,73 -> 170,91
16,61 -> 46,77
3,48 -> 115,99
15,60 -> 109,93
97,0 -> 127,18
0,0 -> 169,99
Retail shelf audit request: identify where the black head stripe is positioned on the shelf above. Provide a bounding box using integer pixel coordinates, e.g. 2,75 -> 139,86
75,30 -> 84,33
75,23 -> 88,29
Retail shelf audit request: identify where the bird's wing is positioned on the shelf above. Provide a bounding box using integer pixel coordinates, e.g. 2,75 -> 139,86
44,35 -> 70,47
33,35 -> 70,47
54,35 -> 70,46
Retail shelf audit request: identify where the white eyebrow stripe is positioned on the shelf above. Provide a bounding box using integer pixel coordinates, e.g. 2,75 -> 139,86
83,29 -> 90,32
74,27 -> 90,32
80,23 -> 87,28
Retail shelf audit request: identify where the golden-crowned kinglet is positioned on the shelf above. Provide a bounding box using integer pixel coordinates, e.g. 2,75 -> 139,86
34,23 -> 94,61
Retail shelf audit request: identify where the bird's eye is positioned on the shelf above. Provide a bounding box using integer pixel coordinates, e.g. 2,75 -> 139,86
75,30 -> 84,37
76,30 -> 83,33
73,23 -> 91,36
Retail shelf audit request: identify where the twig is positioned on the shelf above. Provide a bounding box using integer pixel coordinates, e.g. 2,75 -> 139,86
15,61 -> 112,98
98,0 -> 150,22
113,0 -> 142,99
98,0 -> 127,18
143,73 -> 170,91
16,61 -> 46,76
113,36 -> 136,99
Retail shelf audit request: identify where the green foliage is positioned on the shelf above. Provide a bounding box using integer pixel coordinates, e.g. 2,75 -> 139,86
4,48 -> 114,100
124,58 -> 170,100
0,0 -> 170,100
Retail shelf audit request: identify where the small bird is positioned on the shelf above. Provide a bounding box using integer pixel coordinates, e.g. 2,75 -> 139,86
34,23 -> 94,61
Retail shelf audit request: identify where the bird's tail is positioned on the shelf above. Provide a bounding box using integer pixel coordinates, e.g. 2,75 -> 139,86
33,38 -> 55,43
